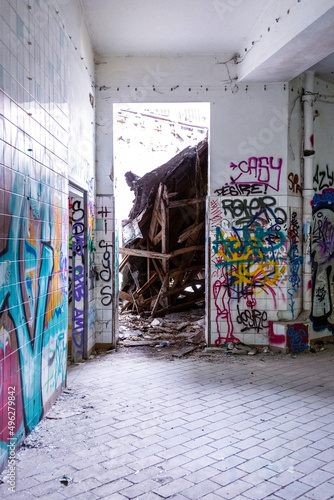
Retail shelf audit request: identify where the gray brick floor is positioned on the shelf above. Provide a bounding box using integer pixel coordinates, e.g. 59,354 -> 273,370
1,346 -> 334,499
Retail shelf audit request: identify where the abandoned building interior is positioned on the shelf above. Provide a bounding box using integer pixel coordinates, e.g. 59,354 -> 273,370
1,0 -> 334,478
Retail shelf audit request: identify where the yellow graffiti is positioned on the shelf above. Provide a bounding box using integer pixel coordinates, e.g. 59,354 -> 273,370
231,260 -> 287,290
216,232 -> 287,291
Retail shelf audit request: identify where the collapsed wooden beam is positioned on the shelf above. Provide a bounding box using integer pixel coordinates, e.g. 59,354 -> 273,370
168,197 -> 205,208
119,247 -> 171,260
170,245 -> 204,258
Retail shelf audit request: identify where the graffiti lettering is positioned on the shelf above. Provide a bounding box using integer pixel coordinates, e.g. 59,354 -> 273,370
72,307 -> 84,353
288,172 -> 302,194
98,206 -> 111,234
236,305 -> 268,333
98,240 -> 113,306
101,286 -> 113,306
313,190 -> 334,206
213,225 -> 286,265
311,189 -> 334,333
220,196 -> 287,226
99,240 -> 112,283
287,212 -> 302,318
73,265 -> 85,301
287,324 -> 308,353
214,183 -> 268,197
210,192 -> 288,347
313,164 -> 334,192
229,157 -> 282,191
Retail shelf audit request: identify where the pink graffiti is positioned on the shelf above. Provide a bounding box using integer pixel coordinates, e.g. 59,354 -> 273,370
269,322 -> 285,346
213,269 -> 240,346
229,157 -> 282,191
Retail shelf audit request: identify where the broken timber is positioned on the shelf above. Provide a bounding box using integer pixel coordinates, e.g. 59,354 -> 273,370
120,139 -> 208,316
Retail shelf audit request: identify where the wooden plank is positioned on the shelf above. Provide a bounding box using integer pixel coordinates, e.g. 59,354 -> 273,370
153,296 -> 205,316
133,273 -> 158,298
119,291 -> 133,303
119,247 -> 171,260
161,185 -> 169,308
152,230 -> 162,246
120,301 -> 132,313
152,259 -> 164,283
178,222 -> 204,244
122,340 -> 156,347
147,239 -> 150,282
151,275 -> 169,315
169,265 -> 203,278
172,346 -> 198,358
119,254 -> 130,272
161,185 -> 169,275
148,182 -> 163,242
170,245 -> 204,258
164,279 -> 205,298
168,197 -> 205,209
119,237 -> 146,271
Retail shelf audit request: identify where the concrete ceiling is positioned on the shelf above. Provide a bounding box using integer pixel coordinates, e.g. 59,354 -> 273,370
80,0 -> 270,57
80,0 -> 334,83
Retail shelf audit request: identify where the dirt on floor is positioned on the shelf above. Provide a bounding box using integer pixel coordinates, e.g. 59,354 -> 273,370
93,307 -> 334,363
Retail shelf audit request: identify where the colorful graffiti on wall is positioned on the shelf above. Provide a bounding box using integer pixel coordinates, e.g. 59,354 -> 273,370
0,168 -> 68,459
210,194 -> 288,345
287,212 -> 302,318
311,188 -> 334,333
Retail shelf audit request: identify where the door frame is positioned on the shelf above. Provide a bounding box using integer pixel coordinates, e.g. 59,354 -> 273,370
69,181 -> 89,360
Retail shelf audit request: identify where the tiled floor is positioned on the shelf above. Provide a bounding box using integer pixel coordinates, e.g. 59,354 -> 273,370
2,346 -> 334,499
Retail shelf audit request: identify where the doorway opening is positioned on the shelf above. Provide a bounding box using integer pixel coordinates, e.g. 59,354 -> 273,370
113,103 -> 210,350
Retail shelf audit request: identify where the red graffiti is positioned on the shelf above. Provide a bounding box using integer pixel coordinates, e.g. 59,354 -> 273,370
213,271 -> 241,346
268,322 -> 285,346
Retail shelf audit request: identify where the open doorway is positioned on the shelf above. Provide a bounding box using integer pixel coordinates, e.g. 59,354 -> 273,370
113,103 -> 210,350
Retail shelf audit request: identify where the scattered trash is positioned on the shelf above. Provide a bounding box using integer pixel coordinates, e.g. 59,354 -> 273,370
151,318 -> 162,327
228,343 -> 257,355
117,308 -> 205,351
60,476 -> 73,486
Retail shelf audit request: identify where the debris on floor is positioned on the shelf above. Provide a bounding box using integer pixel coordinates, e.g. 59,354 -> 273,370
119,139 -> 207,317
117,308 -> 206,356
227,342 -> 258,356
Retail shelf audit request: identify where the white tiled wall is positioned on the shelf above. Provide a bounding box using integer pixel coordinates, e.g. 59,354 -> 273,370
0,0 -> 95,470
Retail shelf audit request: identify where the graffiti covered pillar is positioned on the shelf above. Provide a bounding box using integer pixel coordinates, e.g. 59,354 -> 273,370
95,195 -> 118,347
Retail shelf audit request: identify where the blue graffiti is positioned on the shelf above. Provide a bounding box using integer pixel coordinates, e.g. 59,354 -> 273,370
287,326 -> 307,353
0,170 -> 67,445
287,213 -> 302,318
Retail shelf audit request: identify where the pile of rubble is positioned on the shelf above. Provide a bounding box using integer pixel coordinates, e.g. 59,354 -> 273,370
119,139 -> 207,317
117,309 -> 206,357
